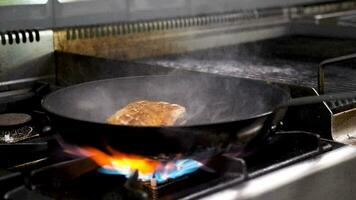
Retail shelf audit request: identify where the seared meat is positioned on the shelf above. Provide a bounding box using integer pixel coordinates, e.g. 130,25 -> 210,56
107,100 -> 186,126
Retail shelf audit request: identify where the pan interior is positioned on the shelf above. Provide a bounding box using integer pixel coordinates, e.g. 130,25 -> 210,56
43,74 -> 288,126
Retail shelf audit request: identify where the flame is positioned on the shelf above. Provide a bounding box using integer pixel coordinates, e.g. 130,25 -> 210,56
75,146 -> 202,183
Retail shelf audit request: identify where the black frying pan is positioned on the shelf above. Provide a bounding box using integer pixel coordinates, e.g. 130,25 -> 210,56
42,74 -> 356,156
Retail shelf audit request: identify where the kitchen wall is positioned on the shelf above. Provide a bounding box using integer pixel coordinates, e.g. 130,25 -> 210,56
0,0 -> 340,31
0,0 -> 351,92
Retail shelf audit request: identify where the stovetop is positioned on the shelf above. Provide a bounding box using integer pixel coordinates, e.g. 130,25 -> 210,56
138,36 -> 356,93
0,79 -> 345,200
0,131 -> 342,200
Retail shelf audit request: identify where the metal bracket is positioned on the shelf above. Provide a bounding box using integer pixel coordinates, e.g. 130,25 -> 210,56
318,53 -> 356,94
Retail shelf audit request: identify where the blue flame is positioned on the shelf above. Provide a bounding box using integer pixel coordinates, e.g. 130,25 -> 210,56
154,159 -> 203,182
98,159 -> 202,183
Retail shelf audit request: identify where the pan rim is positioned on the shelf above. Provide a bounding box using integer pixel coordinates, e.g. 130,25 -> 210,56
42,74 -> 289,128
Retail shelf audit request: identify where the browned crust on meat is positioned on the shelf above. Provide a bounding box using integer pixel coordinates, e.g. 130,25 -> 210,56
107,100 -> 186,126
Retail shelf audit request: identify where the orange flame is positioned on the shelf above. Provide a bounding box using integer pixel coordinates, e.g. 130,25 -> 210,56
79,146 -> 160,175
65,144 -> 202,183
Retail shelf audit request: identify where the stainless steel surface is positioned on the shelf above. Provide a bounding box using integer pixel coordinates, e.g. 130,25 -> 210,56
332,108 -> 356,145
53,0 -> 127,28
58,0 -> 96,2
51,0 -> 356,28
314,10 -> 356,25
290,2 -> 356,39
0,1 -> 53,30
54,8 -> 289,60
0,30 -> 54,90
339,14 -> 356,27
61,8 -> 287,40
0,0 -> 47,6
291,1 -> 356,19
0,0 -> 355,30
201,146 -> 356,200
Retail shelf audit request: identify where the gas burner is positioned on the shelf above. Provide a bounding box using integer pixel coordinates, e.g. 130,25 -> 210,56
0,126 -> 37,143
0,113 -> 32,127
0,113 -> 39,143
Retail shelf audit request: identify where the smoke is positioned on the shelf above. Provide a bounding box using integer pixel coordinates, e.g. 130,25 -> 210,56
51,69 -> 283,127
51,37 -> 301,126
48,39 -> 293,126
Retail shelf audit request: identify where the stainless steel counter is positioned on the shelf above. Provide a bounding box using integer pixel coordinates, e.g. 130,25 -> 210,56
201,145 -> 356,200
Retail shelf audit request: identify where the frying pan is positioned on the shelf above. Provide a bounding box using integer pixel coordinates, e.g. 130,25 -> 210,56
42,74 -> 356,156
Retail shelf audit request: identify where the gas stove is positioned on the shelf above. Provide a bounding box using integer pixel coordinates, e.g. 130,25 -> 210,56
2,1 -> 356,199
0,133 -> 342,200
0,67 -> 348,200
2,36 -> 356,199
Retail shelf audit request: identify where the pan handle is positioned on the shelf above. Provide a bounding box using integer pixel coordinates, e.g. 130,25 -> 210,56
270,54 -> 356,130
270,90 -> 356,127
318,53 -> 356,94
280,90 -> 356,108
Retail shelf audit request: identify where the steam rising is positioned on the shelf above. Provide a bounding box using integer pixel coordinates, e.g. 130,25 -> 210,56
46,71 -> 283,126
48,41 -> 295,126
